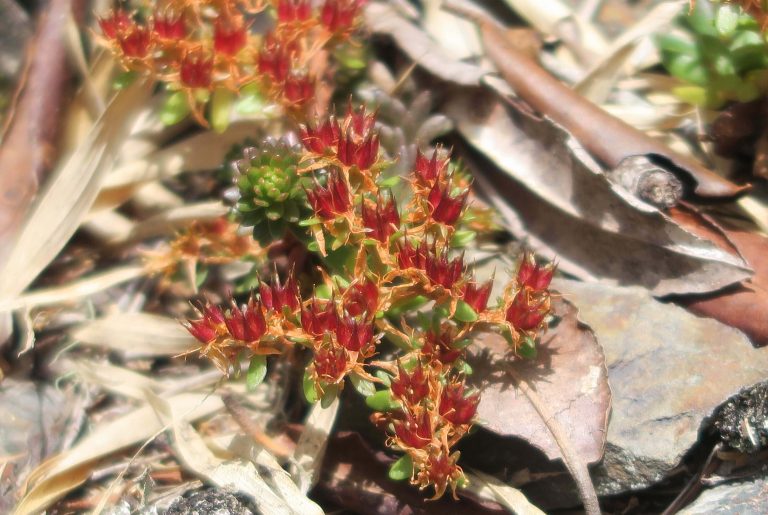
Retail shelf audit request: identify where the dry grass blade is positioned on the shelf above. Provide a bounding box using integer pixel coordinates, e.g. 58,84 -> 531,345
293,397 -> 340,494
0,79 -> 153,310
0,265 -> 145,311
14,392 -> 223,515
143,390 -> 298,515
72,312 -> 196,357
465,469 -> 545,515
575,1 -> 684,103
117,201 -> 229,244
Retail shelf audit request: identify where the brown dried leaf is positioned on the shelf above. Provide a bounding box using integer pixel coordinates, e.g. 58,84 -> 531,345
451,92 -> 751,295
468,297 -> 611,464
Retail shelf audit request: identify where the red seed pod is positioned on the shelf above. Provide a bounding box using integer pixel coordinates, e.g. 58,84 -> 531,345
393,410 -> 432,449
118,27 -> 151,58
505,290 -> 548,332
343,278 -> 379,317
314,344 -> 348,383
390,362 -> 429,406
422,328 -> 462,364
260,272 -> 301,313
214,16 -> 248,56
320,0 -> 365,33
276,0 -> 313,23
517,251 -> 554,292
361,195 -> 399,243
461,279 -> 493,313
335,315 -> 374,352
424,245 -> 465,290
186,319 -> 218,344
439,381 -> 480,425
153,12 -> 186,40
414,148 -> 449,186
301,297 -> 338,336
180,52 -> 213,88
98,9 -> 132,39
299,116 -> 340,154
258,34 -> 294,82
396,239 -> 429,271
427,181 -> 468,226
306,169 -> 352,219
336,127 -> 379,170
283,73 -> 314,104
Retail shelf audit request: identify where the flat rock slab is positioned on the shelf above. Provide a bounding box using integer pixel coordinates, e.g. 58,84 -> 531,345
555,279 -> 768,494
679,477 -> 768,514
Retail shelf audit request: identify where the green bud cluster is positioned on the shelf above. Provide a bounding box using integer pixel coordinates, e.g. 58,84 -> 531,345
233,139 -> 307,245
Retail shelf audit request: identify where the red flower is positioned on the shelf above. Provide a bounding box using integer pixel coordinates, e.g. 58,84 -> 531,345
320,0 -> 365,32
414,148 -> 449,186
343,278 -> 379,317
299,116 -> 340,154
335,315 -> 374,352
394,410 -> 432,449
260,272 -> 300,313
283,73 -> 314,104
306,169 -> 351,219
98,10 -> 132,39
391,362 -> 429,405
180,52 -> 213,88
314,344 -> 348,382
344,103 -> 376,137
118,28 -> 151,58
427,181 -> 468,226
505,290 -> 548,331
301,297 -> 338,336
439,381 -> 479,425
361,195 -> 399,242
461,279 -> 493,313
214,17 -> 247,56
276,0 -> 313,23
224,299 -> 267,343
517,251 -> 554,292
153,12 -> 186,40
422,328 -> 462,364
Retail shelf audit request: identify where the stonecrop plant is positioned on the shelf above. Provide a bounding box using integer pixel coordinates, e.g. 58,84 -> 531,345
100,0 -> 554,500
185,104 -> 554,498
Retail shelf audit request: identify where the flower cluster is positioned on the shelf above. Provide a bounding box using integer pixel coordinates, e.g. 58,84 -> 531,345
97,0 -> 366,123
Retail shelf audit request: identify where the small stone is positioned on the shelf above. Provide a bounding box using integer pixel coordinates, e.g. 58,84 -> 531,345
166,488 -> 257,515
712,381 -> 768,454
678,476 -> 768,514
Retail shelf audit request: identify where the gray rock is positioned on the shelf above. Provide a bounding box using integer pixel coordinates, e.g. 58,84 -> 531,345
554,279 -> 768,495
678,476 -> 768,514
166,488 -> 257,515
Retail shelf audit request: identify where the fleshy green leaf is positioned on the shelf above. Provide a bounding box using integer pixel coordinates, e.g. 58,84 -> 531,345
321,383 -> 340,408
365,389 -> 400,411
113,71 -> 138,90
350,373 -> 376,396
211,87 -> 234,134
159,90 -> 191,126
246,355 -> 268,391
519,336 -> 537,359
303,368 -> 318,404
715,4 -> 739,37
388,454 -> 413,481
450,229 -> 476,248
235,83 -> 267,114
454,300 -> 479,323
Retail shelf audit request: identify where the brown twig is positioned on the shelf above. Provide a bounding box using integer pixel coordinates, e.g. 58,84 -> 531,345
510,369 -> 602,515
444,0 -> 748,201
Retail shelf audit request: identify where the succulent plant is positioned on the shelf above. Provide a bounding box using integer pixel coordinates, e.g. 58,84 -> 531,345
232,139 -> 308,245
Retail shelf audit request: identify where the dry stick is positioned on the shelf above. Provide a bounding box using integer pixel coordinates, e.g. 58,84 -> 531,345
443,0 -> 748,201
510,369 -> 602,515
221,391 -> 295,458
